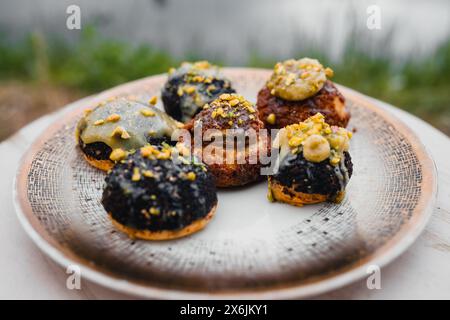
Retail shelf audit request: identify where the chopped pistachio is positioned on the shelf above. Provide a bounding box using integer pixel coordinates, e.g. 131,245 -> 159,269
111,126 -> 130,139
229,99 -> 240,107
156,148 -> 171,160
184,86 -> 196,94
288,136 -> 303,147
106,113 -> 121,122
216,107 -> 225,117
148,96 -> 158,105
325,67 -> 334,78
131,167 -> 141,181
121,129 -> 131,139
192,75 -> 204,82
140,109 -> 155,117
247,106 -> 256,113
140,146 -> 154,158
186,172 -> 196,181
194,61 -> 210,69
109,148 -> 127,161
330,157 -> 341,165
219,93 -> 231,100
266,113 -> 276,125
142,170 -> 155,178
149,207 -> 160,215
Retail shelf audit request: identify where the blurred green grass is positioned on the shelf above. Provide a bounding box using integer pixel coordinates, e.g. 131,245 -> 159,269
1,26 -> 449,136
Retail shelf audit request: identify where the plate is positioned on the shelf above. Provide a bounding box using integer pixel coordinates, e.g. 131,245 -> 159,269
13,68 -> 437,299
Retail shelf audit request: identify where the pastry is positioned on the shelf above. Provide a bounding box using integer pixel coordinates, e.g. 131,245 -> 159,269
102,144 -> 217,240
268,113 -> 353,205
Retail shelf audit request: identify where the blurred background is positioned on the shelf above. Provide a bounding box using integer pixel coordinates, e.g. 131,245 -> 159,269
0,0 -> 449,141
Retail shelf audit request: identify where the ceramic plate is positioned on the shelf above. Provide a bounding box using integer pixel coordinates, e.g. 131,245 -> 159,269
13,68 -> 437,299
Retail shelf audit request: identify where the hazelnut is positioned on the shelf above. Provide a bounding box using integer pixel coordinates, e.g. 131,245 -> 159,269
303,134 -> 331,162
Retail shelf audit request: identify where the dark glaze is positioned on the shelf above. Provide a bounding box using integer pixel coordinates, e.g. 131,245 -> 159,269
257,80 -> 349,129
102,152 -> 217,231
272,151 -> 353,199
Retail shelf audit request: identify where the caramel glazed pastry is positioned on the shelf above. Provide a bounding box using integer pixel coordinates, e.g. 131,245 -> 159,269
102,144 -> 218,240
184,93 -> 270,188
161,61 -> 236,123
268,113 -> 353,206
76,96 -> 182,171
257,58 -> 350,129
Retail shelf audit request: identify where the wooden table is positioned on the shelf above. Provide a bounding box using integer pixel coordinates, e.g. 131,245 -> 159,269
1,91 -> 449,299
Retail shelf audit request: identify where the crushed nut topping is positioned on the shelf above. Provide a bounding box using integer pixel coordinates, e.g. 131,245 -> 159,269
149,207 -> 160,215
140,109 -> 155,117
186,172 -> 196,181
109,148 -> 127,161
266,58 -> 334,101
266,113 -> 276,125
148,96 -> 158,105
131,167 -> 141,181
111,126 -> 131,139
206,94 -> 258,128
142,170 -> 155,178
140,145 -> 171,160
106,113 -> 121,122
276,113 -> 351,165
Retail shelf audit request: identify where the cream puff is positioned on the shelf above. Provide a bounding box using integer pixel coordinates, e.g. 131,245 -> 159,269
268,113 -> 353,206
184,93 -> 270,187
101,144 -> 218,240
161,61 -> 235,123
76,97 -> 181,171
257,58 -> 350,129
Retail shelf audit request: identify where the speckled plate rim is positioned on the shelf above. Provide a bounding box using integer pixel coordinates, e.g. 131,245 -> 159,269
13,68 -> 437,299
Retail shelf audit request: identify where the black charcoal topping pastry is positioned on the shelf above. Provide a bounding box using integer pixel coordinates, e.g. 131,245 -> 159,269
271,113 -> 353,198
272,151 -> 353,198
102,145 -> 218,231
161,61 -> 235,122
